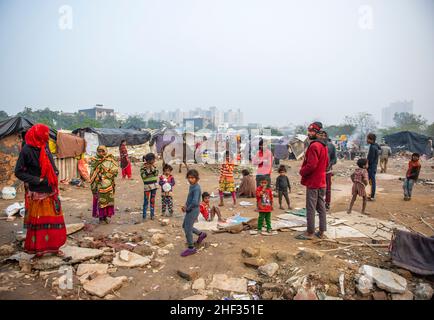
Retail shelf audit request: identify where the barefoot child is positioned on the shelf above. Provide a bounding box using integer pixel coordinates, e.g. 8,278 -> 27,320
275,165 -> 291,210
219,151 -> 237,206
256,177 -> 274,235
140,153 -> 159,220
199,192 -> 226,222
159,164 -> 175,216
403,153 -> 421,201
347,158 -> 369,214
181,169 -> 207,257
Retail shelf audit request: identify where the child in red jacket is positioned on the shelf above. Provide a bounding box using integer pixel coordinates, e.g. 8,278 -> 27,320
254,177 -> 275,235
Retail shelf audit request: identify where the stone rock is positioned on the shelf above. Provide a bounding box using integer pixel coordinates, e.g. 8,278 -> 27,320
33,256 -> 65,270
160,219 -> 170,226
192,278 -> 206,290
241,247 -> 260,257
391,290 -> 414,300
150,260 -> 162,268
414,283 -> 433,300
62,246 -> 104,264
395,268 -> 413,281
359,265 -> 407,293
372,291 -> 388,300
293,287 -> 318,300
275,251 -> 289,262
183,294 -> 208,300
133,245 -> 154,257
163,243 -> 175,250
83,274 -> 127,298
326,284 -> 340,297
243,257 -> 266,268
119,250 -> 130,262
258,263 -> 279,277
65,223 -> 85,235
130,235 -> 144,243
99,255 -> 113,264
148,228 -> 164,234
177,269 -> 199,281
112,250 -> 151,268
157,249 -> 170,256
356,275 -> 374,296
0,244 -> 15,256
208,274 -> 247,293
76,263 -> 109,277
151,233 -> 166,246
19,260 -> 32,274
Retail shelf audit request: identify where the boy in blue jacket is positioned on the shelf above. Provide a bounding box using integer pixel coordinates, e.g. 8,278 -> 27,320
180,169 -> 207,257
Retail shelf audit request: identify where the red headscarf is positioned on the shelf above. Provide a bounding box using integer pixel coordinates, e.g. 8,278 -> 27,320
25,124 -> 58,191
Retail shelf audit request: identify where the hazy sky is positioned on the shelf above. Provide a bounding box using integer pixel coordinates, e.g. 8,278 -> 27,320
1,0 -> 433,126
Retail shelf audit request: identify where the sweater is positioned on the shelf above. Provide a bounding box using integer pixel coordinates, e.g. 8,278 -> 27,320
256,186 -> 273,212
185,183 -> 201,213
367,143 -> 381,171
14,144 -> 59,193
275,175 -> 291,192
299,140 -> 329,189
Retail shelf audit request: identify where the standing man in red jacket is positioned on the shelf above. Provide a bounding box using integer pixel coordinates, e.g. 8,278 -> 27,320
296,122 -> 329,240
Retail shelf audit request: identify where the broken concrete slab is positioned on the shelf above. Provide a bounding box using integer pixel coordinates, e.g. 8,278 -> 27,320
356,275 -> 374,296
65,223 -> 85,235
62,246 -> 104,264
359,265 -> 407,293
208,274 -> 247,293
112,250 -> 151,268
76,263 -> 109,276
258,263 -> 279,277
151,233 -> 166,246
192,278 -> 206,290
83,274 -> 127,298
33,256 -> 66,270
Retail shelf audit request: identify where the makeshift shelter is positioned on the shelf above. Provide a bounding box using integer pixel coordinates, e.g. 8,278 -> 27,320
0,116 -> 57,189
384,131 -> 433,157
288,134 -> 308,160
72,127 -> 152,154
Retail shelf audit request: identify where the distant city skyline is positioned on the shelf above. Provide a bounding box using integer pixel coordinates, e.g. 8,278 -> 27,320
1,0 -> 433,125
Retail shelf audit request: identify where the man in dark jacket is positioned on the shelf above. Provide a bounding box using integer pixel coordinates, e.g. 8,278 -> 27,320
296,122 -> 329,240
367,133 -> 381,201
319,131 -> 337,211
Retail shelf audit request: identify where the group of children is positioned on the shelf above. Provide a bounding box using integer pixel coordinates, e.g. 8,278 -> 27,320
140,149 -> 422,257
347,153 -> 422,214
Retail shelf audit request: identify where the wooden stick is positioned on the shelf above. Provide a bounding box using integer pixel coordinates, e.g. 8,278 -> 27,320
420,217 -> 434,232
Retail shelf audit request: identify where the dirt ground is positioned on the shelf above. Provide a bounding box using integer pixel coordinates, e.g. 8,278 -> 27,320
0,157 -> 433,300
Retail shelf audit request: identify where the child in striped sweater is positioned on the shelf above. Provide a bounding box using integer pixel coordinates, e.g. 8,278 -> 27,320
219,151 -> 237,207
140,153 -> 159,220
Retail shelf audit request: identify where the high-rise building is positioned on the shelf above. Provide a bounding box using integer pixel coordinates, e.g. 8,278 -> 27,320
381,100 -> 414,127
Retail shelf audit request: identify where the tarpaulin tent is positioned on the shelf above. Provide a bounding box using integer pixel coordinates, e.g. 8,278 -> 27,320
384,131 -> 433,156
0,116 -> 57,140
72,127 -> 151,147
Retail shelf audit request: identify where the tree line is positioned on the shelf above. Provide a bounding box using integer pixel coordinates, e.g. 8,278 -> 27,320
0,107 -> 169,131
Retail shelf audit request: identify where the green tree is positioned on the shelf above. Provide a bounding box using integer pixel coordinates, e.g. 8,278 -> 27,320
124,116 -> 147,129
324,124 -> 356,139
426,122 -> 434,137
393,112 -> 427,133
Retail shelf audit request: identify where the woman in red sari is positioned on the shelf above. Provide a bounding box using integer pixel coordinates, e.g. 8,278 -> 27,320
14,124 -> 66,258
119,139 -> 132,179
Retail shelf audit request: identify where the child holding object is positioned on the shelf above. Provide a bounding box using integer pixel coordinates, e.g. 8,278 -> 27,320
199,192 -> 226,222
275,165 -> 291,210
181,169 -> 207,257
403,153 -> 421,201
159,164 -> 175,216
254,177 -> 275,236
347,158 -> 369,214
140,153 -> 159,220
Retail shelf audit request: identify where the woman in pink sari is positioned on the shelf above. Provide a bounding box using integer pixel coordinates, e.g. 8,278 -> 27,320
119,140 -> 132,179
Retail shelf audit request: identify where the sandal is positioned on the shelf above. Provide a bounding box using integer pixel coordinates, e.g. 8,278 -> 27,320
314,231 -> 326,239
295,234 -> 313,240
